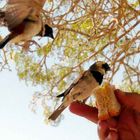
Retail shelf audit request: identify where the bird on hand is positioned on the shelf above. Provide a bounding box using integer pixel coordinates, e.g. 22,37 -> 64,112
0,0 -> 54,49
48,61 -> 111,121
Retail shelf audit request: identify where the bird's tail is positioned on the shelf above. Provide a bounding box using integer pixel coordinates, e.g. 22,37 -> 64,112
48,104 -> 67,121
0,35 -> 11,49
57,92 -> 65,98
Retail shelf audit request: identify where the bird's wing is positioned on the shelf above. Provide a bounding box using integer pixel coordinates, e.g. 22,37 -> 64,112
7,0 -> 46,9
5,4 -> 32,30
6,0 -> 46,30
33,0 -> 46,7
8,0 -> 26,4
57,71 -> 88,99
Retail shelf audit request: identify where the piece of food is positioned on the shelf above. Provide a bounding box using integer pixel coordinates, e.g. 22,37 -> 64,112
93,82 -> 121,120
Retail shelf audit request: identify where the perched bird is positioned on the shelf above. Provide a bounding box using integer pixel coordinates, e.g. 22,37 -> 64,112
48,61 -> 111,120
0,0 -> 54,49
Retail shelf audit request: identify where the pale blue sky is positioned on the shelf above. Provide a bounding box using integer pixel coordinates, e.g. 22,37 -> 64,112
0,64 -> 99,140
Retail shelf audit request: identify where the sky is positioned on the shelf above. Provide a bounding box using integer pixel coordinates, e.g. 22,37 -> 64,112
0,64 -> 99,140
0,1 -> 99,140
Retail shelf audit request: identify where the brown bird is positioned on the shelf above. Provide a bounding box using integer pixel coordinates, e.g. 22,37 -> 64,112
0,0 -> 54,49
48,61 -> 111,121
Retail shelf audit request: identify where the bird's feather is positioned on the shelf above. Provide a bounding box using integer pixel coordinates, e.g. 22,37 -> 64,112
0,11 -> 5,18
0,35 -> 10,49
48,104 -> 66,121
6,0 -> 46,30
5,4 -> 32,30
91,71 -> 103,85
8,0 -> 46,7
57,71 -> 87,100
0,33 -> 18,49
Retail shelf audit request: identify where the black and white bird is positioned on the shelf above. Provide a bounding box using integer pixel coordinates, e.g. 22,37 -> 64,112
48,61 -> 111,120
0,0 -> 54,49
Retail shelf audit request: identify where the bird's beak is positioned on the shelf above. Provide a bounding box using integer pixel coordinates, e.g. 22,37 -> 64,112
107,67 -> 111,71
50,34 -> 54,39
102,63 -> 111,72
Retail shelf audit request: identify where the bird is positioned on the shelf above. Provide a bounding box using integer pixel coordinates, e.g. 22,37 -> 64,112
48,61 -> 111,120
0,0 -> 54,49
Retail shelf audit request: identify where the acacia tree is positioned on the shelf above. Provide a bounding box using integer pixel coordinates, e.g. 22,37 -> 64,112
0,0 -> 140,123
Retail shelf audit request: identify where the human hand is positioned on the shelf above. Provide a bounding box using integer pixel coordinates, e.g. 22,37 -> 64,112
69,89 -> 140,140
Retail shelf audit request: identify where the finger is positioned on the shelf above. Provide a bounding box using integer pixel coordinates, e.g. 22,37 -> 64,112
98,119 -> 118,140
69,102 -> 98,123
98,120 -> 109,140
105,130 -> 118,140
107,118 -> 117,128
115,89 -> 140,112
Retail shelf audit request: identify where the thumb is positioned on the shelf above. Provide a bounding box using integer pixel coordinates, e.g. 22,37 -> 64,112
115,89 -> 140,112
